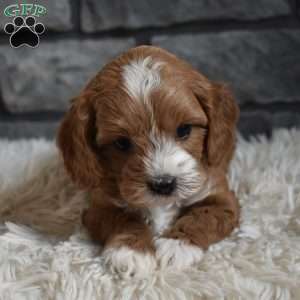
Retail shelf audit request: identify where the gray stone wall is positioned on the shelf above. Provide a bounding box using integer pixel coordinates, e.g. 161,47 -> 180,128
0,0 -> 300,139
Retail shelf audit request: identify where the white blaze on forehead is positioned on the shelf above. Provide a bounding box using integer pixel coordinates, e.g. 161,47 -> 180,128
122,56 -> 163,104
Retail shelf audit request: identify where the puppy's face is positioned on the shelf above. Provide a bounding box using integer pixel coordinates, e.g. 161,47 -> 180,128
58,46 -> 239,208
96,61 -> 208,207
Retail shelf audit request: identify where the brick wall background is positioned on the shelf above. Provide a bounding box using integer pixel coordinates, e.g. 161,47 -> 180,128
0,0 -> 299,139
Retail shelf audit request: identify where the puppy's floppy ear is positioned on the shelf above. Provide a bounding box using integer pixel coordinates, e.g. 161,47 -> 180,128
191,75 -> 239,170
206,83 -> 239,169
57,93 -> 102,189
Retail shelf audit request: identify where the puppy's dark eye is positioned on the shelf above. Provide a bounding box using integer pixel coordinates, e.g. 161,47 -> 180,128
176,124 -> 192,140
114,137 -> 132,152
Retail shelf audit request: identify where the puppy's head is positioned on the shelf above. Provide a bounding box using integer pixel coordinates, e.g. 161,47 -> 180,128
57,46 -> 239,208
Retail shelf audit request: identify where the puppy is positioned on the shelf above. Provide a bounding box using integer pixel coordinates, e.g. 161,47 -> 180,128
57,46 -> 240,278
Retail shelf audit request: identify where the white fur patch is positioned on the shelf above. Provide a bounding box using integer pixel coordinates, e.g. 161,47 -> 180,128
145,135 -> 204,202
155,238 -> 204,269
147,204 -> 179,236
122,56 -> 163,105
102,246 -> 157,279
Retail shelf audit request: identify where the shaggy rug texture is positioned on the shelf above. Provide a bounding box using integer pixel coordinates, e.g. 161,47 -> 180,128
0,129 -> 300,300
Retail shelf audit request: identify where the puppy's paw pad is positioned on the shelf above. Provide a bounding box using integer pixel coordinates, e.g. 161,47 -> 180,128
102,246 -> 156,279
155,238 -> 204,269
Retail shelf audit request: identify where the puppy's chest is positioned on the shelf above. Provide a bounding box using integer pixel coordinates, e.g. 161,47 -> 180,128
143,205 -> 180,236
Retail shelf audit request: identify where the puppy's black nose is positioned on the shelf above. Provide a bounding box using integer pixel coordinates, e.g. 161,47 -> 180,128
148,175 -> 176,196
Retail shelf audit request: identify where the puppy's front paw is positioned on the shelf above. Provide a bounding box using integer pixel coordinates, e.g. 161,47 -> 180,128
102,246 -> 157,279
155,238 -> 204,270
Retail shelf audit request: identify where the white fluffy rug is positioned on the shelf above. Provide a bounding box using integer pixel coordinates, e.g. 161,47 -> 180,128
0,129 -> 300,300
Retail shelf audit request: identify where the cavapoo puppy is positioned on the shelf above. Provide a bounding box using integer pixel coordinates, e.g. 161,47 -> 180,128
57,46 -> 240,278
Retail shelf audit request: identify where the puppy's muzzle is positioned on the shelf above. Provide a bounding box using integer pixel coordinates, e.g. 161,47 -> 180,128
147,175 -> 177,196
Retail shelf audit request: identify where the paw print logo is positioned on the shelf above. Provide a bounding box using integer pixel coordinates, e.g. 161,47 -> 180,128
4,16 -> 45,48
